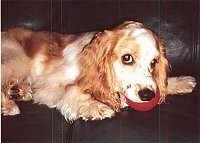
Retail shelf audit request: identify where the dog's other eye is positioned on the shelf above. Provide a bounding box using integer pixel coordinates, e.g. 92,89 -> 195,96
121,54 -> 134,65
150,58 -> 158,69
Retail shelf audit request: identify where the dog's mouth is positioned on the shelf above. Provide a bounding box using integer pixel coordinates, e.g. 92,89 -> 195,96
117,90 -> 160,111
116,92 -> 128,108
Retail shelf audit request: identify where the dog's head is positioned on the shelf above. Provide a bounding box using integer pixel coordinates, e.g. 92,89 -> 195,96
78,21 -> 168,111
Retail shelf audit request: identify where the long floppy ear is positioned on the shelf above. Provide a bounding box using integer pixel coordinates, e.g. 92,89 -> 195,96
77,31 -> 122,111
154,37 -> 169,103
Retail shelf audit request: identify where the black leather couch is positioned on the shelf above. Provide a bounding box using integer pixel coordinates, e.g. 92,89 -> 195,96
2,0 -> 200,143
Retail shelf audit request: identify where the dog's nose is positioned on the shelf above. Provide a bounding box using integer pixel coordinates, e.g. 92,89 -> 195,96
138,88 -> 155,101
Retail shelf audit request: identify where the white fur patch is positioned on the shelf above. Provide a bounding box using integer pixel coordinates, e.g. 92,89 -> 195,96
31,54 -> 46,76
63,32 -> 95,83
131,28 -> 147,37
132,28 -> 159,62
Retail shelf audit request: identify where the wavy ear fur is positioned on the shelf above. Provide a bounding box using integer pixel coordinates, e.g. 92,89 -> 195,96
77,31 -> 122,111
154,36 -> 169,103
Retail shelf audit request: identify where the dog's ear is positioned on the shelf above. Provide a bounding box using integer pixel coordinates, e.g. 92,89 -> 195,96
154,37 -> 169,103
77,31 -> 121,111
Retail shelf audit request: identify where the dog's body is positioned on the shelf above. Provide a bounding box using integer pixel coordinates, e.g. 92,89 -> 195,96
1,21 -> 196,121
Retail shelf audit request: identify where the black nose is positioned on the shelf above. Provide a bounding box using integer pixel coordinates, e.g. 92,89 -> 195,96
138,88 -> 155,101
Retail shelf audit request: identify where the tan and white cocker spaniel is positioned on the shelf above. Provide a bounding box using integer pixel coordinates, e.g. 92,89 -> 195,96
1,21 -> 196,121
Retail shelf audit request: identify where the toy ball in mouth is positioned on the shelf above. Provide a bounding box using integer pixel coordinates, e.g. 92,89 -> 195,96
125,91 -> 160,111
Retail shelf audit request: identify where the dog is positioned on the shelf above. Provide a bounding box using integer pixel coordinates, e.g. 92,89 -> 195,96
1,21 -> 196,121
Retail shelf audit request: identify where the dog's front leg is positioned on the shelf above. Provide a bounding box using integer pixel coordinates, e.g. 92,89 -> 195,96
167,76 -> 197,95
1,92 -> 20,116
56,86 -> 115,122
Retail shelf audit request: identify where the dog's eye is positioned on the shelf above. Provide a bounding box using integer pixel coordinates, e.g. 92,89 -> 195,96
150,58 -> 158,69
121,54 -> 134,65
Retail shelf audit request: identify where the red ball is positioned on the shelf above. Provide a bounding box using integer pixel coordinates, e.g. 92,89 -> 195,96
126,91 -> 160,111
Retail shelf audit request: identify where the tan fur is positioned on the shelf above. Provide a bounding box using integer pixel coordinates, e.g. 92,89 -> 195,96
153,38 -> 169,103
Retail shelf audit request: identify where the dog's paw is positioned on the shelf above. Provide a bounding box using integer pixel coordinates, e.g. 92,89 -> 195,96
167,76 -> 197,95
79,101 -> 115,121
9,85 -> 21,100
7,80 -> 32,101
1,100 -> 20,116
